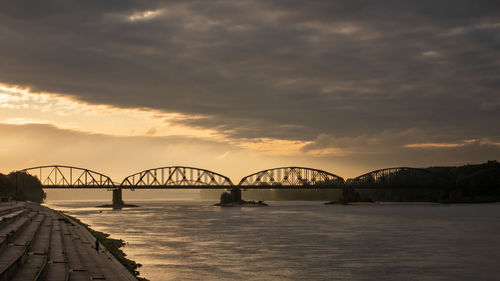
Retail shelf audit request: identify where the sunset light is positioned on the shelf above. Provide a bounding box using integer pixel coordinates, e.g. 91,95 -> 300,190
1,2 -> 499,280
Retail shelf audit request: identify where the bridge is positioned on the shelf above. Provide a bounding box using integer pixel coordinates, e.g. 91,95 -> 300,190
18,165 -> 448,207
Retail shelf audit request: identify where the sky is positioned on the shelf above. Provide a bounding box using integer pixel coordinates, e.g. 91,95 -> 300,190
1,1 -> 500,197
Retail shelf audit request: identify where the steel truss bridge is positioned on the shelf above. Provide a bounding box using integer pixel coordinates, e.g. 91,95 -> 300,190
20,165 -> 117,189
19,165 -> 445,190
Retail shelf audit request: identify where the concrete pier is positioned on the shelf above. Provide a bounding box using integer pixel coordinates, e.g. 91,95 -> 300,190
342,186 -> 359,202
0,201 -> 138,281
112,188 -> 124,208
230,187 -> 242,202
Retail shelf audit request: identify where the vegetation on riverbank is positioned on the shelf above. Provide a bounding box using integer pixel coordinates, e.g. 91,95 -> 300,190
0,171 -> 46,203
58,212 -> 149,281
353,161 -> 500,203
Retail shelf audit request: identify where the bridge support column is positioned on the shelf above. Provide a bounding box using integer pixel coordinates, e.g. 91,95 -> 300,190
230,187 -> 242,202
342,186 -> 359,203
448,189 -> 463,201
112,188 -> 124,208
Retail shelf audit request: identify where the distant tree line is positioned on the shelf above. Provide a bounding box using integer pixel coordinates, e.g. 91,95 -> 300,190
426,160 -> 500,202
0,171 -> 46,203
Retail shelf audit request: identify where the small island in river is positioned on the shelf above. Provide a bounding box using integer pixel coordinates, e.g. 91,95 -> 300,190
215,189 -> 268,207
215,200 -> 268,207
96,203 -> 140,209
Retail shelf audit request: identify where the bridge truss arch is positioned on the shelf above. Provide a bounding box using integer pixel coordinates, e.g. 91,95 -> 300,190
348,167 -> 444,189
120,166 -> 234,188
20,165 -> 116,188
238,167 -> 345,187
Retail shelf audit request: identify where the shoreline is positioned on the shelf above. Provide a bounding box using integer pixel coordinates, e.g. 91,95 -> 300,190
325,200 -> 500,205
214,200 -> 268,207
96,203 -> 140,208
54,209 -> 149,281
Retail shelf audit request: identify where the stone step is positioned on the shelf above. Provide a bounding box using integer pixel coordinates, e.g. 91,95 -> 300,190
11,213 -> 45,246
30,216 -> 52,255
0,244 -> 25,281
0,203 -> 24,216
0,213 -> 44,281
68,225 -> 124,281
0,211 -> 37,250
1,203 -> 138,281
59,221 -> 91,281
39,218 -> 68,281
9,216 -> 52,281
0,209 -> 27,226
40,261 -> 67,281
67,217 -> 138,281
9,254 -> 47,281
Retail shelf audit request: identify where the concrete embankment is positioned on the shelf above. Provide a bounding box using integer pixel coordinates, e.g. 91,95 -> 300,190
0,201 -> 138,281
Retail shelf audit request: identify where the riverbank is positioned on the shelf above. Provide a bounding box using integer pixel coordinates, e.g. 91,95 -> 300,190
0,201 -> 141,280
57,210 -> 149,281
325,200 -> 499,205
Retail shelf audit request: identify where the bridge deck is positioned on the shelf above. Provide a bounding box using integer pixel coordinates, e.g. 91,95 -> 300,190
42,185 -> 346,189
41,184 -> 446,189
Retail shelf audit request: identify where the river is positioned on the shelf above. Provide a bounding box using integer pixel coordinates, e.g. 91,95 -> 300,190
44,200 -> 500,281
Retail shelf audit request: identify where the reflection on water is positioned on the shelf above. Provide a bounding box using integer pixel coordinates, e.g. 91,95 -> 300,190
44,201 -> 500,281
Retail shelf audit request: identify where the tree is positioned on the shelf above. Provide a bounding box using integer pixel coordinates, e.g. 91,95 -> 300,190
220,192 -> 233,204
8,171 -> 46,203
0,173 -> 15,199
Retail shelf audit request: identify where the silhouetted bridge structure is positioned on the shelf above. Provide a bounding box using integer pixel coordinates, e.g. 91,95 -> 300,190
18,165 -> 449,206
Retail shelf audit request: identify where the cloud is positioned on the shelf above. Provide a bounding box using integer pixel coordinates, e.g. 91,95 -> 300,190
0,84 -> 221,139
405,142 -> 465,148
1,123 -> 375,181
405,139 -> 500,149
0,0 -> 499,180
0,1 -> 499,142
302,129 -> 436,154
0,123 -> 269,181
301,129 -> 500,172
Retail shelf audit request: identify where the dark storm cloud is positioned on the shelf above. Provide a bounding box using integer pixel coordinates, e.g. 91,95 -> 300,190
1,1 -> 500,142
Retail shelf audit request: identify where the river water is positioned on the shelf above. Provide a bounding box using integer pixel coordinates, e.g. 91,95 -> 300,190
44,200 -> 500,281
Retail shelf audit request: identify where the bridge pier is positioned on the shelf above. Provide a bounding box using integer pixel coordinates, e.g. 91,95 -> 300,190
112,188 -> 124,208
448,189 -> 463,201
342,186 -> 359,203
230,187 -> 242,202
